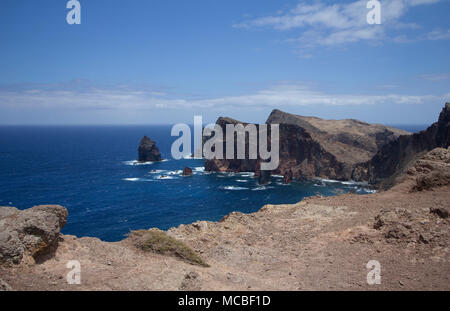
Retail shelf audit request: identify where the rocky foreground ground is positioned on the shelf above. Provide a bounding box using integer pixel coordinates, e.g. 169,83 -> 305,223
1,148 -> 449,291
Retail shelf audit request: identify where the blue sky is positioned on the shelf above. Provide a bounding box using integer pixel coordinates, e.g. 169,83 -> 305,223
0,0 -> 449,125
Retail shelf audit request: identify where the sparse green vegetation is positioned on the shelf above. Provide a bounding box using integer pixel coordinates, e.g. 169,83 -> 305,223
129,229 -> 209,267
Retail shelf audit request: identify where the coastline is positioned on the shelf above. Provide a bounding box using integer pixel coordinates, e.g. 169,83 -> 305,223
1,147 -> 449,291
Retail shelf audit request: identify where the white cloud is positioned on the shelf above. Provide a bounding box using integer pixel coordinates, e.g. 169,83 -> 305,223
0,82 -> 448,112
426,28 -> 450,40
419,73 -> 450,81
234,0 -> 447,48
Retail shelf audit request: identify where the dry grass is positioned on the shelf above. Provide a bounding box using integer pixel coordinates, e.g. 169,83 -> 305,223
129,229 -> 209,267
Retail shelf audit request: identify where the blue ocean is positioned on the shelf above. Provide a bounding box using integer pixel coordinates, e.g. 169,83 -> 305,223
0,125 -> 427,242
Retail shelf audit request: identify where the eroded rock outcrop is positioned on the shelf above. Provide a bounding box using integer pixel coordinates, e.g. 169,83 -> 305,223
203,117 -> 261,173
373,205 -> 449,246
0,205 -> 67,265
138,136 -> 162,162
204,110 -> 408,183
354,103 -> 450,188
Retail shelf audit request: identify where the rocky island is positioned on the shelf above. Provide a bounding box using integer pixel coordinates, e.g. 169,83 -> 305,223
138,136 -> 162,162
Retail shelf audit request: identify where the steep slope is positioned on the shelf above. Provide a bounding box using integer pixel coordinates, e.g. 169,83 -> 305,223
354,103 -> 450,188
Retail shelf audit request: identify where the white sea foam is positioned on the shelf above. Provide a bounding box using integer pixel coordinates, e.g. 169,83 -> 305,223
149,169 -> 167,174
193,167 -> 205,172
237,172 -> 255,177
167,170 -> 183,175
252,185 -> 274,191
315,178 -> 368,186
319,178 -> 340,183
359,188 -> 377,194
236,179 -> 248,183
123,178 -> 140,182
221,186 -> 249,191
123,178 -> 154,182
155,175 -> 176,180
123,160 -> 154,166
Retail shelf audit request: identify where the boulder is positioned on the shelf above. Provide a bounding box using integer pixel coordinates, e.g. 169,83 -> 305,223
0,205 -> 68,265
430,207 -> 449,219
182,167 -> 193,176
138,136 -> 162,162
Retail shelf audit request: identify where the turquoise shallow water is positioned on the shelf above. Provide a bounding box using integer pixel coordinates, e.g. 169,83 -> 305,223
0,125 -> 424,241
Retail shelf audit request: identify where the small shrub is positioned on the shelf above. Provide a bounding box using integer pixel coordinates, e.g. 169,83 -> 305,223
129,229 -> 209,267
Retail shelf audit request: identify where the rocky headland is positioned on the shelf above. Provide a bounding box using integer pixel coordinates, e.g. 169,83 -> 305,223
205,104 -> 450,190
204,109 -> 410,184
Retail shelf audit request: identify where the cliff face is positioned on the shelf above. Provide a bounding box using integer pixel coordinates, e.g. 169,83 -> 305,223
204,110 -> 409,182
355,103 -> 450,187
203,117 -> 261,173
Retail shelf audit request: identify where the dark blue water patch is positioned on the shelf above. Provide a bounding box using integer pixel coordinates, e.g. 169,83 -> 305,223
1,125 -> 376,242
389,124 -> 430,133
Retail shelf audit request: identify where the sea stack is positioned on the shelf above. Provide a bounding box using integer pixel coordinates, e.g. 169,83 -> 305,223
182,167 -> 193,176
258,170 -> 271,185
138,136 -> 162,162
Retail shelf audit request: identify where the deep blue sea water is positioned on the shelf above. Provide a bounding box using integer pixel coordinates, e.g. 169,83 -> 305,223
0,124 -> 427,242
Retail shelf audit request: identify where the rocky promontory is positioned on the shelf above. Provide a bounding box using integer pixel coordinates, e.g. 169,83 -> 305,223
138,136 -> 162,162
204,109 -> 409,183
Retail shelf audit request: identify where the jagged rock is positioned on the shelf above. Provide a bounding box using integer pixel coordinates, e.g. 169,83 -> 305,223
0,205 -> 67,265
356,103 -> 450,188
373,203 -> 449,246
258,170 -> 271,185
138,136 -> 162,162
282,170 -> 293,184
204,117 -> 261,173
182,167 -> 193,176
373,208 -> 416,243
